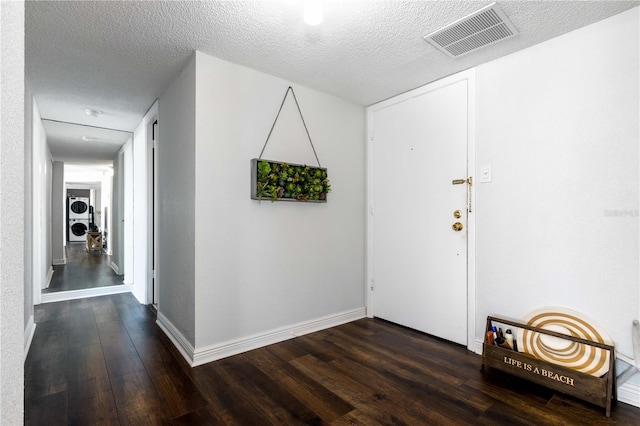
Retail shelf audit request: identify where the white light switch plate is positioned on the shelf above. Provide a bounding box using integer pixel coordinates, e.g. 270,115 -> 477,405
480,165 -> 492,183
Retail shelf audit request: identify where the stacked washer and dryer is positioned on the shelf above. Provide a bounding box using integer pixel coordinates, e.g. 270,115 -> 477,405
68,196 -> 90,242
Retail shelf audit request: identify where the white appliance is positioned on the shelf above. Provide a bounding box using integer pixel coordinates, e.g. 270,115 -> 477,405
69,219 -> 89,242
68,197 -> 90,220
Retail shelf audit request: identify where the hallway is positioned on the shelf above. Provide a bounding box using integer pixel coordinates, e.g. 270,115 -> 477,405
44,243 -> 124,293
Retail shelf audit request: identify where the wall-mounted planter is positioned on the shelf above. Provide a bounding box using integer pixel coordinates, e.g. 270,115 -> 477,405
251,159 -> 330,202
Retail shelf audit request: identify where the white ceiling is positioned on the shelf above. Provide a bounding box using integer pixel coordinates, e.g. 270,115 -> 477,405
25,1 -> 639,165
43,120 -> 131,167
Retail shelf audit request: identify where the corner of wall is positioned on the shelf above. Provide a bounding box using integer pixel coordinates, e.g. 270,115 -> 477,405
156,312 -> 195,366
44,266 -> 53,290
23,317 -> 36,362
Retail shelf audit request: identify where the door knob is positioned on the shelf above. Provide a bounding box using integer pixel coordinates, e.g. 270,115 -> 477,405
452,222 -> 463,231
453,210 -> 462,218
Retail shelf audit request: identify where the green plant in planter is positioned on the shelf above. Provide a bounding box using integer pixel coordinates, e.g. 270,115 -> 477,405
256,160 -> 330,202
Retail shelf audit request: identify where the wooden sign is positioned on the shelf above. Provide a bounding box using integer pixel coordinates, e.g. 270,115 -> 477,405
481,316 -> 616,417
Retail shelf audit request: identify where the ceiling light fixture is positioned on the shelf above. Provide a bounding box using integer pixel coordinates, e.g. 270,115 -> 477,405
81,136 -> 97,142
303,0 -> 323,25
84,108 -> 102,117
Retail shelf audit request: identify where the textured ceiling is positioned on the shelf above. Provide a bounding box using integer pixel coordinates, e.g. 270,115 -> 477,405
25,1 -> 639,164
43,120 -> 131,166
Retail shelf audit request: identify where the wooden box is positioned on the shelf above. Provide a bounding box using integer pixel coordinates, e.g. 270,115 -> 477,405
481,316 -> 616,417
86,232 -> 102,254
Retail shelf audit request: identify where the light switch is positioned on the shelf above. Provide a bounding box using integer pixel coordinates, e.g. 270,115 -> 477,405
480,165 -> 492,183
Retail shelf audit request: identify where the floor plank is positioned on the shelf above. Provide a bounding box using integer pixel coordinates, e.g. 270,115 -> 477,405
25,293 -> 640,425
67,390 -> 120,426
110,370 -> 168,425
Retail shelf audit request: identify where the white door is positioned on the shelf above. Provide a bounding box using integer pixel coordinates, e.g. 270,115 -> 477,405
370,78 -> 469,345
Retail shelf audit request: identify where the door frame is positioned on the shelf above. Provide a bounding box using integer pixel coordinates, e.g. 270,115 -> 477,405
148,118 -> 158,305
365,69 -> 477,353
141,101 -> 159,306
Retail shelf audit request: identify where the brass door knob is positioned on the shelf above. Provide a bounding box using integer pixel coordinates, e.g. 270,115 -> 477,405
453,210 -> 462,218
452,222 -> 463,231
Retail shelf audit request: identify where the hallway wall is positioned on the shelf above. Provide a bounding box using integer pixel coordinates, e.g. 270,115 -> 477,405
0,1 -> 25,422
31,96 -> 51,291
51,162 -> 64,264
111,150 -> 123,274
131,101 -> 158,304
24,83 -> 34,331
157,55 -> 197,344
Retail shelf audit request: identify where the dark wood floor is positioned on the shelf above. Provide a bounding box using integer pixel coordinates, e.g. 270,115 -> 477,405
25,294 -> 640,425
44,243 -> 123,293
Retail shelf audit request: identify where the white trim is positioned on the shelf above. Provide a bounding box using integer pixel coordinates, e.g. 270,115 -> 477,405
45,266 -> 54,289
144,101 -> 159,305
52,258 -> 66,265
472,338 -> 484,355
158,307 -> 366,367
40,284 -> 133,304
110,261 -> 120,275
465,69 -> 477,354
618,382 -> 640,408
156,312 -> 196,365
24,316 -> 36,362
123,137 -> 134,286
365,68 -> 477,352
365,96 -> 374,319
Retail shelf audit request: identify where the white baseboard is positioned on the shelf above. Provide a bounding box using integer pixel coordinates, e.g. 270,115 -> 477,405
157,307 -> 366,367
110,262 -> 120,275
24,315 -> 36,361
618,382 -> 640,408
156,312 -> 196,365
52,258 -> 66,266
471,338 -> 483,355
43,266 -> 54,289
40,284 -> 133,304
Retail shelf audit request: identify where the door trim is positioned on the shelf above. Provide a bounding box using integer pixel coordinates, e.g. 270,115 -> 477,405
365,68 -> 477,353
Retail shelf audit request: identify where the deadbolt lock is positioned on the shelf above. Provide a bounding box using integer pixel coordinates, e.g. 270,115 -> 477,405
452,222 -> 463,232
453,210 -> 462,218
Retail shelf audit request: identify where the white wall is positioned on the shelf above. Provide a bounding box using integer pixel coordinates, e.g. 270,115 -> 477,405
110,150 -> 124,274
0,0 -> 25,423
193,52 -> 366,348
31,96 -> 51,292
123,138 -> 134,285
102,172 -> 112,252
51,162 -> 65,264
24,84 -> 34,328
157,55 -> 196,345
475,6 -> 639,391
45,150 -> 52,278
132,101 -> 158,304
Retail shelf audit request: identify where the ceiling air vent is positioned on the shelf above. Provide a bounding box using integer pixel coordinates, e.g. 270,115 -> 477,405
424,2 -> 518,58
